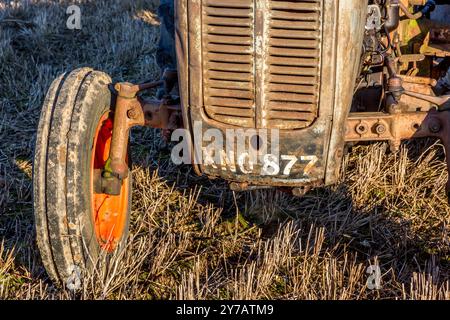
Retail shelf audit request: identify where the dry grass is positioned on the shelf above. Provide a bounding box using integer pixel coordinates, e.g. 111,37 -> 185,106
0,0 -> 449,300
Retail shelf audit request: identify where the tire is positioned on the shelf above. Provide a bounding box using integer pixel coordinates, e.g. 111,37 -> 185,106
33,68 -> 132,287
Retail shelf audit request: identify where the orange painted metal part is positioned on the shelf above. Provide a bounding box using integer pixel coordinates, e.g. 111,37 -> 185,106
108,81 -> 181,180
91,112 -> 129,252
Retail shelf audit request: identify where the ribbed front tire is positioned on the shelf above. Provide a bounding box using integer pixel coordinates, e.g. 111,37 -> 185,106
33,68 -> 131,287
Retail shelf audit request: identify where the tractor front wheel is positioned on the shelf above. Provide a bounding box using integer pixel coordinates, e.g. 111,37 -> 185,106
33,68 -> 132,287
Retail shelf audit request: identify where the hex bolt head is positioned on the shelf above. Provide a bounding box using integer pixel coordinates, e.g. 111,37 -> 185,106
375,123 -> 386,135
355,123 -> 368,135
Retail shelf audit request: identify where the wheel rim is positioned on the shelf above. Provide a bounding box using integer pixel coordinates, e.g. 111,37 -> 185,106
90,112 -> 129,252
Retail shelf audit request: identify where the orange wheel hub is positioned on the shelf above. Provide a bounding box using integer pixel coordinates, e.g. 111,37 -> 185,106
90,112 -> 129,252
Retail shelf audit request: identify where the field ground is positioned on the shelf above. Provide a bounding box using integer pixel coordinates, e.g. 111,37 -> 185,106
0,0 -> 449,299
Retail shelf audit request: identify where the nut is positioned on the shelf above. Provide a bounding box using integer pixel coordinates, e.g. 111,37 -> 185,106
429,121 -> 441,134
375,123 -> 386,135
127,108 -> 138,119
355,122 -> 368,135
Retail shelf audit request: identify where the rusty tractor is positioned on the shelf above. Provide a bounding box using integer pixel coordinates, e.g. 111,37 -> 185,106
33,0 -> 450,286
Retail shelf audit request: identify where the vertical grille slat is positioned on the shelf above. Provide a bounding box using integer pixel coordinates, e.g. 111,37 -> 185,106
202,0 -> 255,127
266,0 -> 322,129
202,0 -> 323,129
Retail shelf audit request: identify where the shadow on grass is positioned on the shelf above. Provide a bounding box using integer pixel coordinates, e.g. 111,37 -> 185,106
136,138 -> 449,297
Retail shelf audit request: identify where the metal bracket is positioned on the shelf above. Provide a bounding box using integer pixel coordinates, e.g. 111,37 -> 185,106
94,77 -> 182,195
345,109 -> 450,199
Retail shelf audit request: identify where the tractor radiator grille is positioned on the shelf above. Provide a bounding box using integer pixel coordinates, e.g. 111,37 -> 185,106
202,0 -> 323,129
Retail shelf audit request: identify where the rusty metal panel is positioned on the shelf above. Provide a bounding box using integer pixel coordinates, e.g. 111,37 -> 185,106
201,0 -> 323,130
175,0 -> 202,175
188,0 -> 204,110
324,0 -> 369,186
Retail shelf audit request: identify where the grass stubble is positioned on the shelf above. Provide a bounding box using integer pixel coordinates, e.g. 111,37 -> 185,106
0,0 -> 448,300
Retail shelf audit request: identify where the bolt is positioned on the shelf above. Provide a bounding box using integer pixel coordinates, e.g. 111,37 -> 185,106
375,123 -> 386,135
127,108 -> 138,119
388,76 -> 403,89
429,121 -> 441,133
389,140 -> 400,153
355,123 -> 368,135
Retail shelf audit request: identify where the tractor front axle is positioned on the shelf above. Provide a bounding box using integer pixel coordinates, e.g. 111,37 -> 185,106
99,78 -> 182,195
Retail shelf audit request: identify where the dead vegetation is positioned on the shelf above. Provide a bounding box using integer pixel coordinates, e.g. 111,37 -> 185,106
0,0 -> 448,300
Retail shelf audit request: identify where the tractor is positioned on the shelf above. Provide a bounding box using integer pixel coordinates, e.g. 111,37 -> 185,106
33,0 -> 450,286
